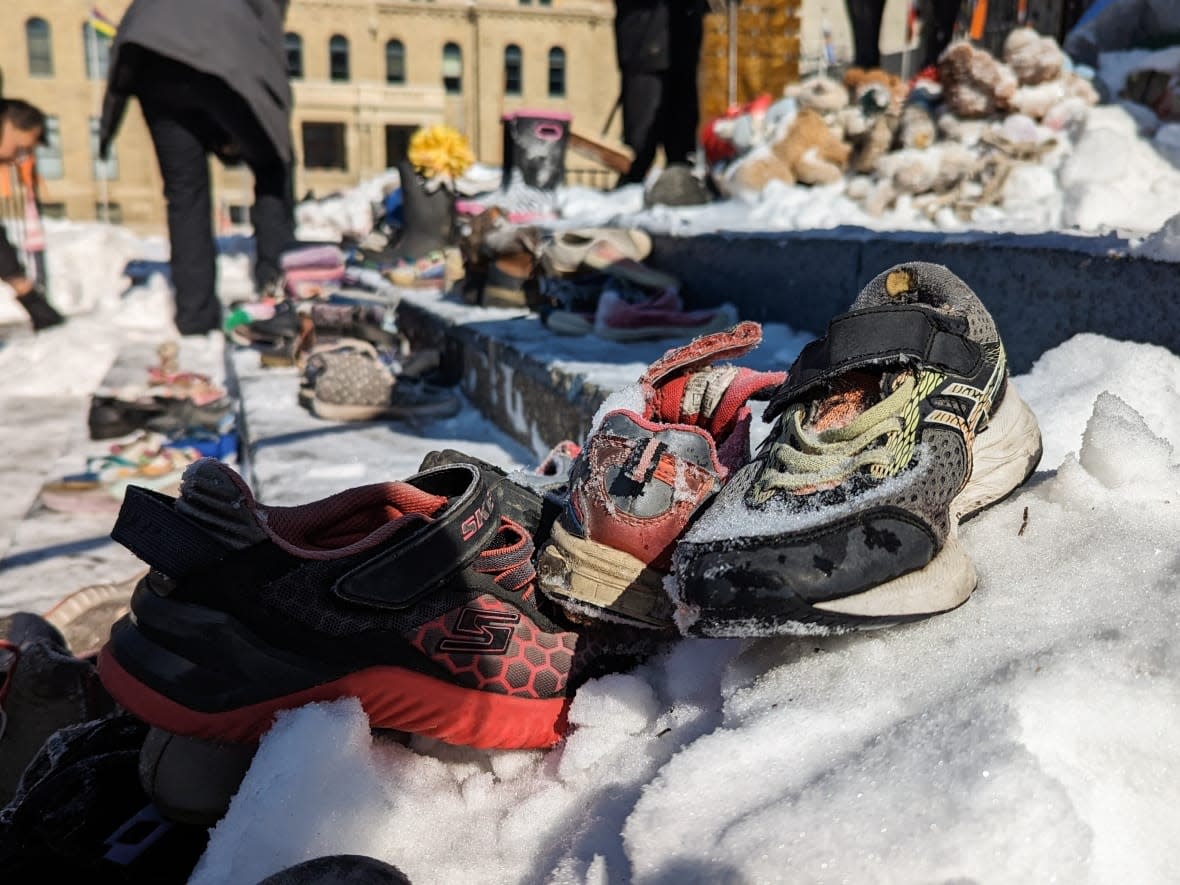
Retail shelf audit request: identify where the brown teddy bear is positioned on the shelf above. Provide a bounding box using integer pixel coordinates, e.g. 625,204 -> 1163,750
725,108 -> 851,195
1003,27 -> 1065,86
938,41 -> 1019,118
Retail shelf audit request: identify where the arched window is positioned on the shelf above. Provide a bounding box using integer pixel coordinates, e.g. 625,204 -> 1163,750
442,43 -> 462,95
329,35 -> 349,82
82,22 -> 112,80
548,47 -> 566,98
285,32 -> 303,79
386,39 -> 406,85
26,18 -> 53,77
504,45 -> 522,96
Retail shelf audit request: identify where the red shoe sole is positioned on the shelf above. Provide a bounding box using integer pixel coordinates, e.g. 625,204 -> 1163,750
98,648 -> 569,750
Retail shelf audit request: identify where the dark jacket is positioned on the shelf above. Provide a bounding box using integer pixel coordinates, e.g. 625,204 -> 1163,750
614,0 -> 707,74
0,226 -> 22,281
99,0 -> 291,163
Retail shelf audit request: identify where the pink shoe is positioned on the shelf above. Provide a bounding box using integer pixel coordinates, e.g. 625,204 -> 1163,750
593,288 -> 740,342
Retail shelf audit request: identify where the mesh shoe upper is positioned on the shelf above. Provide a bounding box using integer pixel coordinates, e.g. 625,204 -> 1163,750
673,263 -> 1042,635
537,322 -> 787,626
99,459 -> 596,748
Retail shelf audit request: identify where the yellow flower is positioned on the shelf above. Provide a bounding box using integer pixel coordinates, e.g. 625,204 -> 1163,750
408,125 -> 475,180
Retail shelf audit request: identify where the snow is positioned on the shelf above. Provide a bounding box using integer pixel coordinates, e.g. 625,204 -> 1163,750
4,176 -> 1180,881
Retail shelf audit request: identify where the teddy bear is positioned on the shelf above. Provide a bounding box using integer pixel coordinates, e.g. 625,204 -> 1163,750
838,67 -> 908,174
724,108 -> 851,195
938,41 -> 1019,118
1003,27 -> 1065,86
786,75 -> 850,115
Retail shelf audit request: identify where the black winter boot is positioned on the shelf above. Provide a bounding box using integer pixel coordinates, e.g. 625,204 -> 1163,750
387,160 -> 455,262
17,286 -> 65,331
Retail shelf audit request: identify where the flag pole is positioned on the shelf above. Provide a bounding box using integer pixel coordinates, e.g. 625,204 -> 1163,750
87,15 -> 110,224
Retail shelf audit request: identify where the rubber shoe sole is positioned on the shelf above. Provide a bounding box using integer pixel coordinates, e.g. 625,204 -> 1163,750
98,588 -> 568,750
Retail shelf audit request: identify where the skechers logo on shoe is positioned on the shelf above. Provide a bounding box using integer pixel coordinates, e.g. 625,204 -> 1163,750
460,490 -> 495,540
438,607 -> 521,655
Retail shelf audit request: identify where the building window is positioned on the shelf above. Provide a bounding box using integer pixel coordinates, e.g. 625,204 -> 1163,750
285,33 -> 303,79
90,117 -> 117,180
442,43 -> 462,95
386,40 -> 406,85
302,122 -> 347,170
82,23 -> 112,80
519,0 -> 531,5
35,116 -> 63,180
504,45 -> 522,96
548,47 -> 566,98
26,18 -> 53,77
539,0 -> 551,5
329,35 -> 349,82
385,124 -> 415,168
228,205 -> 250,225
39,202 -> 66,220
96,202 -> 122,224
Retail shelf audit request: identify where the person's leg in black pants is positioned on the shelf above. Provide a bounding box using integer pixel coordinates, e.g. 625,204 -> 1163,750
845,0 -> 888,68
141,102 -> 221,336
199,85 -> 295,293
247,160 -> 294,293
620,70 -> 664,185
920,0 -> 962,69
663,9 -> 703,166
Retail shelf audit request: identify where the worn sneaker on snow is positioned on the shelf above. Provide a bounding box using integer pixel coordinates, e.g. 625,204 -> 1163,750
99,459 -> 599,749
673,263 -> 1043,635
537,322 -> 787,628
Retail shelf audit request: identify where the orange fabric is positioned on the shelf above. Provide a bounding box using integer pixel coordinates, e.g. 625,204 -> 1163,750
969,0 -> 988,41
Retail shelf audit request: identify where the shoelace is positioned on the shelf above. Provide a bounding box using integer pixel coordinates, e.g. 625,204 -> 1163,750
473,517 -> 537,601
755,373 -> 916,497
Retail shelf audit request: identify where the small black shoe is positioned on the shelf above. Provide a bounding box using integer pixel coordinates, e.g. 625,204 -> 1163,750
17,287 -> 65,331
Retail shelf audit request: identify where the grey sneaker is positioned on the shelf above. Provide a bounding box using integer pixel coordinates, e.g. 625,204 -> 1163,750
673,263 -> 1043,635
310,350 -> 462,421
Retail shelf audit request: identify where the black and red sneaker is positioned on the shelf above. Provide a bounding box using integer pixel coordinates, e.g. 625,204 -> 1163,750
97,458 -> 586,750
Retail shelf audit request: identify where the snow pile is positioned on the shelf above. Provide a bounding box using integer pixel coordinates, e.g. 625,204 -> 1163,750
192,331 -> 1180,884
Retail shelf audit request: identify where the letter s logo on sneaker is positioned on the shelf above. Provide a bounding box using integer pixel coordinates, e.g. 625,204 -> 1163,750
437,607 -> 521,655
460,490 -> 495,540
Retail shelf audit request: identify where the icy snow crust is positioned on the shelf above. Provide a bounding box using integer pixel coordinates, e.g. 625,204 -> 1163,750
190,332 -> 1180,885
6,220 -> 1180,881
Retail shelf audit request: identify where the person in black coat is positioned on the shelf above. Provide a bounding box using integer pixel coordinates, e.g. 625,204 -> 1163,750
614,0 -> 708,185
99,0 -> 294,335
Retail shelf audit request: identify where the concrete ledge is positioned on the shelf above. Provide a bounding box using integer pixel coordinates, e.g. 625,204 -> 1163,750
394,289 -> 806,453
648,227 -> 1179,374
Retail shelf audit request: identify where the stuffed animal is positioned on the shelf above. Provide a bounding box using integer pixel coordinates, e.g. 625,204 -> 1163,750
938,41 -> 1019,118
838,68 -> 906,174
725,108 -> 851,194
787,75 -> 850,114
1003,27 -> 1065,86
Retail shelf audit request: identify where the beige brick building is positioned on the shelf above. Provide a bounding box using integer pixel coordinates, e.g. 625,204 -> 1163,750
1,0 -> 619,232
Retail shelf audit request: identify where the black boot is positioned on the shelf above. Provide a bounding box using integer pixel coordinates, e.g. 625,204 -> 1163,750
17,286 -> 65,331
387,160 -> 455,262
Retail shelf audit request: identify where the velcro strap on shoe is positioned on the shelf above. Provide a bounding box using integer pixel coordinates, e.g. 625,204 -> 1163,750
776,305 -> 981,409
111,486 -> 228,576
333,464 -> 504,610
